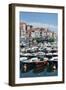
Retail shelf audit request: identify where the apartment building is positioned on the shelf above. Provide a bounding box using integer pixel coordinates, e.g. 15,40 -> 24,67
20,22 -> 27,38
20,22 -> 57,39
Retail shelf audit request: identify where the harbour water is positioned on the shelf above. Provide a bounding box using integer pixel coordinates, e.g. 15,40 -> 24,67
20,68 -> 58,78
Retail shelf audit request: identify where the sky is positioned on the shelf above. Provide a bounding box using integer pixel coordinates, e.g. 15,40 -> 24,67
20,12 -> 58,32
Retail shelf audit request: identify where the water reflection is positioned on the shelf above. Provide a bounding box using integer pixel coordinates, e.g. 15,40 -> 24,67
20,61 -> 58,78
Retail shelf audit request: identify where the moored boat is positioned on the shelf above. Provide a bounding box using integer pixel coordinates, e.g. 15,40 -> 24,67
31,57 -> 48,73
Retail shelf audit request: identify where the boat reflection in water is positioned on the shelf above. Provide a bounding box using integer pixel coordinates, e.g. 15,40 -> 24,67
20,56 -> 58,75
20,57 -> 34,73
47,57 -> 58,72
20,57 -> 48,72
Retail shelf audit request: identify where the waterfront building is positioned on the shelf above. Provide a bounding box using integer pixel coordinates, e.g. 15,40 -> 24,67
20,22 -> 57,40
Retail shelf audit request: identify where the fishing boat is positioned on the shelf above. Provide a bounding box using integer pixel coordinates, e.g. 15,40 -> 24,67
30,57 -> 48,73
20,56 -> 48,73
